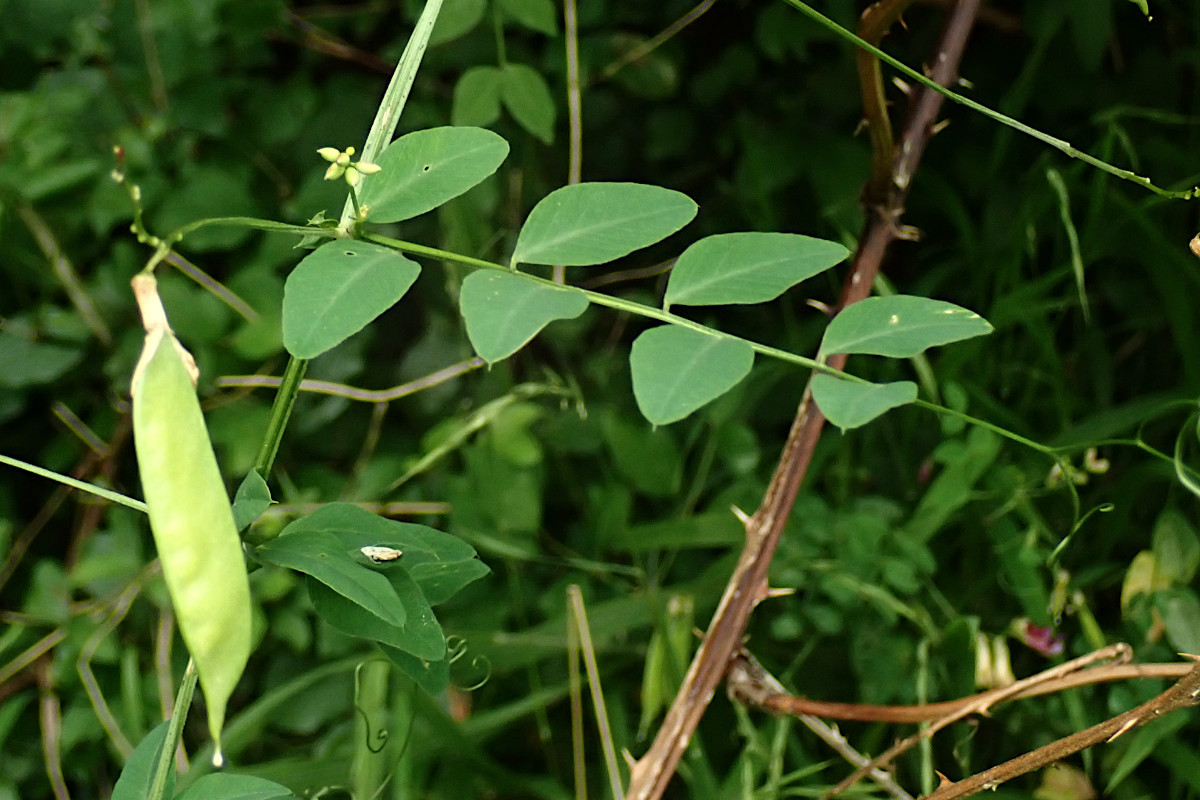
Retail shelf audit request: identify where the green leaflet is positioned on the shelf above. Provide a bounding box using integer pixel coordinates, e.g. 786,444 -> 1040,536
511,182 -> 697,267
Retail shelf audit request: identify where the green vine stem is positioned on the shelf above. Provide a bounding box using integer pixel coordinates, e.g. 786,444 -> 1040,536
253,355 -> 308,479
249,0 -> 444,490
147,658 -> 198,800
338,0 -> 443,231
360,231 -> 1060,459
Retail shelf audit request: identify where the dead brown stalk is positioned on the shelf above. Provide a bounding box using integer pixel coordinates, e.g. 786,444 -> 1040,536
732,649 -> 1193,724
924,658 -> 1200,799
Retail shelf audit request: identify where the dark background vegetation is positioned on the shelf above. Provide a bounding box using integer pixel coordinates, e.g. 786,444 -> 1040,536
3,0 -> 1200,797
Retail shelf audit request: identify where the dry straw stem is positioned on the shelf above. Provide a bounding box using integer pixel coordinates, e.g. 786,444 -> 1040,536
624,3 -> 983,799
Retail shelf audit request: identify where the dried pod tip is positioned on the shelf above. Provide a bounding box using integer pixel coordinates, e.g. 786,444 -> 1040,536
130,273 -> 200,388
132,273 -> 169,335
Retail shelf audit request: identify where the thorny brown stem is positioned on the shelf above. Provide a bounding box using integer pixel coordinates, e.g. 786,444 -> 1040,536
823,645 -> 1131,797
728,645 -> 1197,799
624,3 -> 982,800
924,659 -> 1200,799
731,651 -> 1193,724
728,647 -> 1200,800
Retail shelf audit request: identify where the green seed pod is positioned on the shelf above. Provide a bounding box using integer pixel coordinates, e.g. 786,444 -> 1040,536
131,273 -> 251,766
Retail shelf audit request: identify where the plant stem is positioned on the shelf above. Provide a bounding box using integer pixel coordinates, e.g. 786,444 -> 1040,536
360,230 -> 1067,461
253,355 -> 308,480
492,0 -> 507,67
360,231 -> 826,373
168,216 -> 342,241
248,0 -> 447,493
338,0 -> 444,230
147,659 -> 198,800
349,186 -> 364,227
351,660 -> 392,800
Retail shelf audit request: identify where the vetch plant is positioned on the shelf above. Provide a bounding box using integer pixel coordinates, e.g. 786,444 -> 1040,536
7,1 -> 1200,798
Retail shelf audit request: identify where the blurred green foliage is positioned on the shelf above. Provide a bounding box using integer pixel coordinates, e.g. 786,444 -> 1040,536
3,0 -> 1200,798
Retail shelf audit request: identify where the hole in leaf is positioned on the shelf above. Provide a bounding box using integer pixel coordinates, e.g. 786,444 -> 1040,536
422,165 -> 431,172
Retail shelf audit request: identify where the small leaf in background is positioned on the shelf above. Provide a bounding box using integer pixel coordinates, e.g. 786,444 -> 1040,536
358,126 -> 509,223
630,326 -> 754,425
512,182 -> 697,267
1151,508 -> 1200,584
1103,713 -> 1188,796
459,270 -> 590,363
500,63 -> 555,144
498,0 -> 557,35
282,240 -> 420,359
428,0 -> 487,44
819,295 -> 993,358
1156,587 -> 1200,654
256,531 -> 407,627
664,232 -> 849,310
638,594 -> 694,737
1121,550 -> 1171,612
22,157 -> 103,202
112,723 -> 172,800
452,66 -> 502,127
231,470 -> 272,532
380,644 -> 450,695
905,428 -> 1001,543
609,35 -> 680,100
811,374 -> 917,431
173,773 -> 296,800
1034,760 -> 1099,800
0,330 -> 83,388
600,410 -> 683,497
488,402 -> 546,467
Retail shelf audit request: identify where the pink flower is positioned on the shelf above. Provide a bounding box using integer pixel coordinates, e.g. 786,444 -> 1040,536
1015,619 -> 1064,656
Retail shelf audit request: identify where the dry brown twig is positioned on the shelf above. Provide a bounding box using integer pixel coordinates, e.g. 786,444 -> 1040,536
731,649 -> 1193,724
925,657 -> 1200,799
729,647 -> 1200,798
824,646 -> 1135,796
